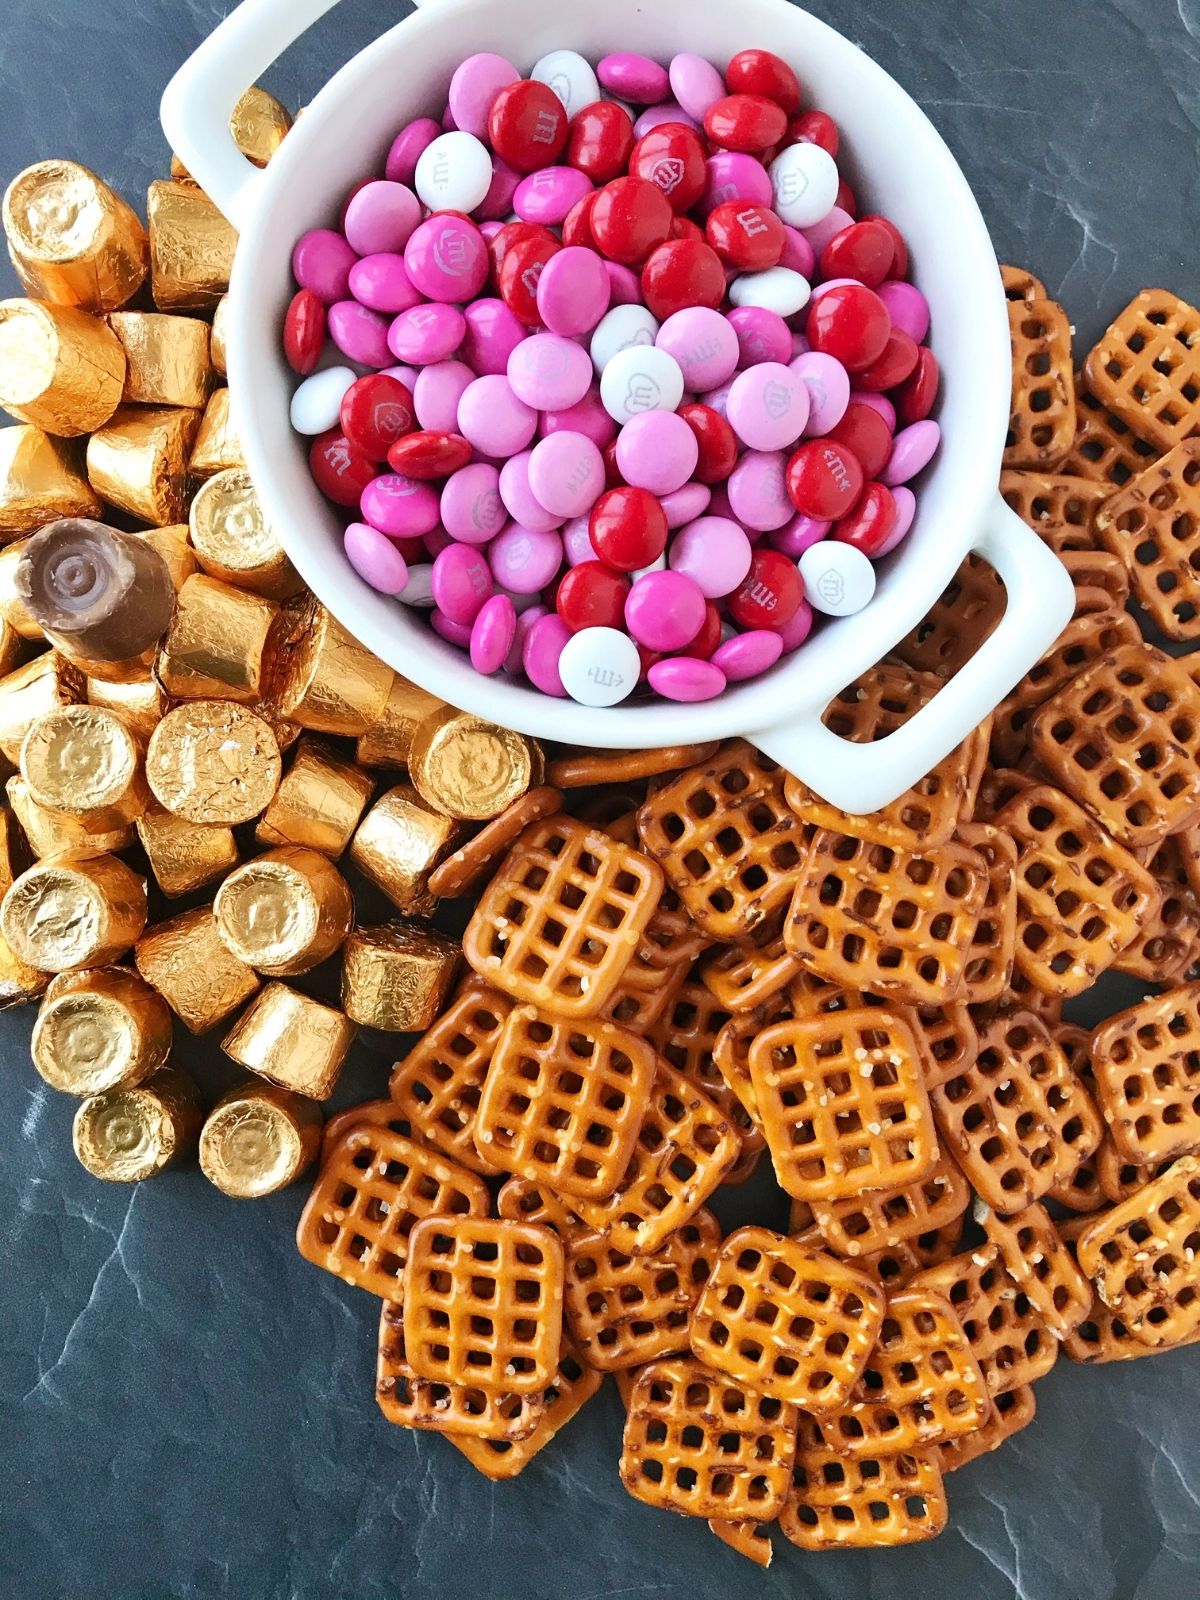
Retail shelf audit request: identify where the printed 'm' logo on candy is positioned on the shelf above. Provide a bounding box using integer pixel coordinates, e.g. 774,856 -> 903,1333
650,157 -> 685,196
624,373 -> 663,413
763,381 -> 792,421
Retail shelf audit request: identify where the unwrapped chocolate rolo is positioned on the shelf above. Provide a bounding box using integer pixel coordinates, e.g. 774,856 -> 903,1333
16,518 -> 175,669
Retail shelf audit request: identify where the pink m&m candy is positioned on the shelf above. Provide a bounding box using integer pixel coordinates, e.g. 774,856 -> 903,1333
361,474 -> 442,538
490,523 -> 564,591
881,419 -> 941,486
727,305 -> 791,368
386,118 -> 441,184
431,542 -> 493,625
528,431 -> 606,517
404,214 -> 489,302
727,449 -> 792,531
387,303 -> 467,365
873,485 -> 917,556
710,628 -> 783,681
469,592 -> 518,674
541,385 -> 618,449
597,53 -> 671,104
457,374 -> 539,457
414,361 -> 475,432
499,451 -> 565,532
791,350 -> 851,436
771,512 -> 830,559
292,229 -> 358,304
726,361 -> 809,451
654,306 -> 740,390
349,254 -> 423,314
647,656 -> 726,701
449,53 -> 520,139
625,569 -> 706,651
699,151 -> 773,218
508,332 -> 594,410
668,53 -> 726,121
878,280 -> 931,344
615,409 -> 699,495
328,301 -> 392,367
661,482 -> 712,527
633,102 -> 700,138
344,181 -> 421,256
515,166 -> 594,226
460,298 -> 528,375
536,246 -> 612,337
506,602 -> 547,675
668,515 -> 753,597
344,521 -> 409,595
440,461 -> 507,543
523,612 -> 571,695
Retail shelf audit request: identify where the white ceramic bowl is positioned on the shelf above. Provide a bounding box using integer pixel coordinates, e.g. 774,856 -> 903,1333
163,0 -> 1073,812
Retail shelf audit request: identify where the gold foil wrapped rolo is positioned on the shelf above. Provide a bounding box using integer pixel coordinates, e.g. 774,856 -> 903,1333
188,468 -> 300,600
349,784 -> 461,914
274,597 -> 395,736
408,707 -> 542,821
135,905 -> 258,1034
0,298 -> 125,437
189,388 -> 245,479
222,982 -> 355,1100
255,737 -> 374,858
20,704 -> 148,830
0,541 -> 46,640
0,809 -> 23,894
147,180 -> 237,313
32,965 -> 172,1095
199,1080 -> 320,1199
136,802 -> 237,899
0,852 -> 147,972
156,573 -> 280,703
8,774 -> 134,859
72,1064 -> 202,1182
107,311 -> 213,409
146,700 -> 281,825
0,651 -> 85,763
0,424 -> 101,540
214,846 -> 353,976
86,404 -> 200,525
87,670 -> 170,745
355,674 -> 446,770
172,87 -> 292,183
140,524 -> 197,594
0,929 -> 49,1008
2,160 -> 148,312
342,920 -> 460,1031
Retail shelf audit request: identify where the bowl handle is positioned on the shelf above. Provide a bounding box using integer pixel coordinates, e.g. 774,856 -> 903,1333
753,494 -> 1075,814
161,0 -> 441,230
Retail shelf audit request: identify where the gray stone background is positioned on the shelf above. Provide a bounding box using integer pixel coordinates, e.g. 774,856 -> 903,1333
1,2 -> 1199,1597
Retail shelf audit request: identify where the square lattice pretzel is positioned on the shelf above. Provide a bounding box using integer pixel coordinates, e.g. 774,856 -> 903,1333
619,1356 -> 801,1520
698,918 -> 801,1015
893,554 -> 1007,680
747,1008 -> 938,1203
785,828 -> 989,1006
1030,643 -> 1200,850
785,666 -> 978,852
996,783 -> 1161,998
474,1005 -> 657,1200
931,1009 -> 1103,1213
689,1226 -> 886,1412
978,1199 -> 1093,1337
295,1126 -> 489,1298
940,1385 -> 1037,1473
462,815 -> 664,1019
1075,1156 -> 1200,1348
815,1288 -> 989,1458
1004,297 -> 1076,469
376,1300 -> 545,1441
1089,981 -> 1200,1164
387,984 -> 513,1177
636,740 -> 805,940
650,975 -> 765,1162
911,1244 -> 1057,1395
956,821 -> 1018,1003
1096,438 -> 1200,639
562,1210 -> 720,1370
1083,288 -> 1200,453
810,1156 -> 971,1260
1000,469 -> 1111,555
402,1216 -> 565,1394
1060,384 -> 1162,487
447,1340 -> 603,1480
779,1427 -> 948,1550
569,1061 -> 740,1255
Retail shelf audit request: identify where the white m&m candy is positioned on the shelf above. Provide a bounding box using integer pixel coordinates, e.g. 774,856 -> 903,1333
769,142 -> 840,228
590,303 -> 660,375
729,267 -> 812,318
599,345 -> 685,424
558,626 -> 641,706
414,131 -> 494,213
289,366 -> 355,434
531,50 -> 602,119
798,541 -> 876,616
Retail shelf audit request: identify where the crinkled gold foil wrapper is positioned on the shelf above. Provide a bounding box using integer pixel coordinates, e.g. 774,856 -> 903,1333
146,699 -> 281,826
0,298 -> 125,437
408,707 -> 542,821
256,736 -> 374,858
147,180 -> 237,313
172,87 -> 292,184
87,669 -> 170,745
134,904 -> 259,1034
0,851 -> 147,972
20,703 -> 147,829
214,845 -> 353,976
107,311 -> 212,409
86,404 -> 200,525
139,523 -> 198,595
0,424 -> 100,541
0,809 -> 23,894
8,774 -> 134,859
274,597 -> 395,737
3,159 -> 148,312
0,650 -> 86,762
0,927 -> 50,1008
199,1080 -> 320,1199
189,467 -> 300,600
136,801 -> 237,899
222,981 -> 354,1100
349,784 -> 461,914
32,964 -> 172,1095
156,572 -> 280,703
342,919 -> 460,1031
0,539 -> 46,639
190,388 -> 245,479
72,1064 -> 202,1182
356,674 -> 446,770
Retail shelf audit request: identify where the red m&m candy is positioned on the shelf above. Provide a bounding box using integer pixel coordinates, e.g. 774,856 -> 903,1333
340,374 -> 415,461
589,485 -> 669,571
819,220 -> 895,291
786,439 -> 865,521
808,283 -> 892,371
826,402 -> 894,480
641,238 -> 725,320
855,328 -> 920,392
386,430 -> 472,479
566,101 -> 635,183
498,232 -> 562,324
678,403 -> 738,483
283,289 -> 327,376
628,122 -> 707,214
834,482 -> 897,556
704,94 -> 788,153
488,80 -> 569,173
788,109 -> 839,156
897,348 -> 940,425
705,201 -> 785,271
556,560 -> 631,631
590,176 -> 674,266
729,548 -> 803,629
725,49 -> 803,116
309,431 -> 378,507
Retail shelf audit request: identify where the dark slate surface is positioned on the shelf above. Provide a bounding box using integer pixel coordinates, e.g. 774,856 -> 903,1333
1,2 -> 1199,1597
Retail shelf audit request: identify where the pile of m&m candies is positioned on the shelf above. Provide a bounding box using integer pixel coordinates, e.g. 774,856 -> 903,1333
285,46 -> 940,706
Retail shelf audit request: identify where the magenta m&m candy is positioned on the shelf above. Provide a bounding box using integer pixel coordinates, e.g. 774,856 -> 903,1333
469,592 -> 518,674
361,474 -> 441,538
535,246 -> 612,337
625,568 -> 706,651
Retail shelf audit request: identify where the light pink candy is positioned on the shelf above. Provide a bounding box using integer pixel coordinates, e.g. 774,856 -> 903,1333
536,247 -> 611,337
508,333 -> 594,411
449,53 -> 520,138
647,657 -> 726,701
661,482 -> 712,528
854,391 -> 897,431
726,362 -> 810,452
440,462 -> 507,543
561,515 -> 596,567
527,431 -> 605,518
655,307 -> 740,391
873,486 -> 917,556
344,521 -> 409,595
506,603 -> 547,676
414,361 -> 475,432
470,593 -> 518,674
516,167 -> 594,227
711,630 -> 784,681
802,206 -> 855,259
343,182 -> 421,256
489,523 -> 564,592
668,53 -> 726,120
500,452 -> 565,532
431,542 -> 493,625
457,375 -> 538,457
633,102 -> 701,137
727,306 -> 792,369
771,513 -> 830,559
523,613 -> 571,696
881,421 -> 941,487
791,351 -> 851,437
616,410 -> 699,496
669,516 -> 753,598
727,450 -> 792,532
779,227 -> 816,278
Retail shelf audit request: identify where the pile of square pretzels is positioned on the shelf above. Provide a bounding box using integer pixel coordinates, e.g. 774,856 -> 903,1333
293,272 -> 1200,1564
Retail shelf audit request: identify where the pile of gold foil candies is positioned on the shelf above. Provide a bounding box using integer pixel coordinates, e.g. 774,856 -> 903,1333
0,89 -> 545,1198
